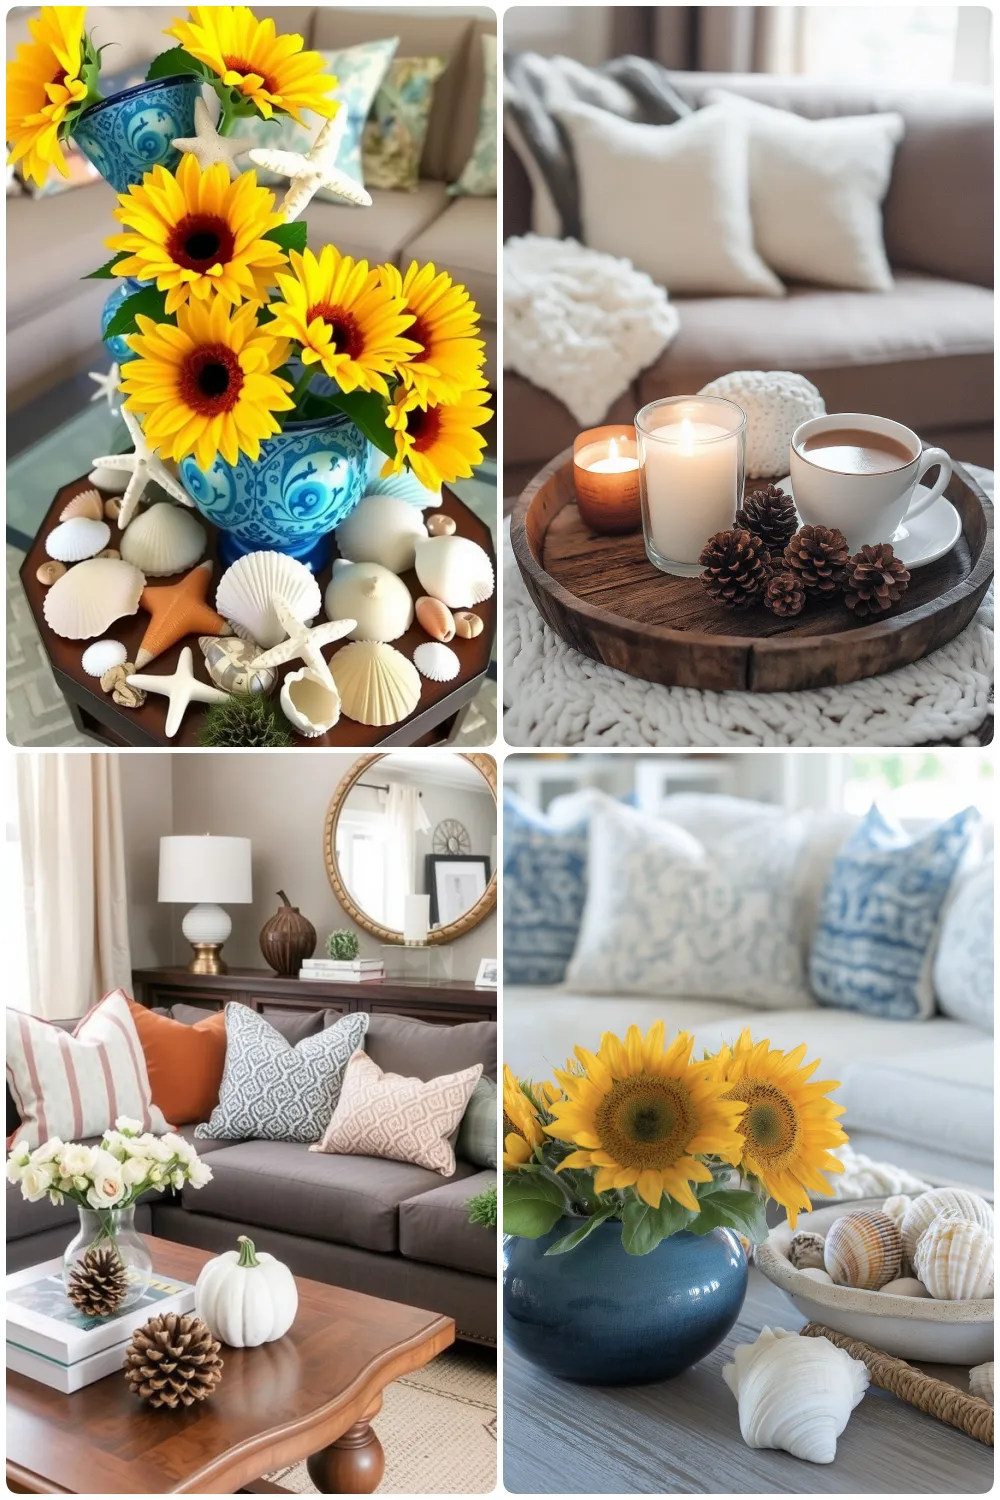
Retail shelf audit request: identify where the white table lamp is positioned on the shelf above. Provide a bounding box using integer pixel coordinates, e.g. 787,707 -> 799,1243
158,836 -> 252,975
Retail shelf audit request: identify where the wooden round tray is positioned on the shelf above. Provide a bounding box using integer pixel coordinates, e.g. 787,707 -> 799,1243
510,450 -> 993,693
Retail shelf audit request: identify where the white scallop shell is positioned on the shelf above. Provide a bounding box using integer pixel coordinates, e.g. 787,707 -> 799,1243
413,641 -> 460,682
280,666 -> 341,736
42,557 -> 145,640
413,535 -> 494,609
81,639 -> 127,678
120,502 -> 206,576
912,1217 -> 994,1301
330,641 -> 421,727
900,1189 -> 994,1266
969,1362 -> 994,1406
879,1277 -> 930,1298
198,635 -> 276,696
45,516 -> 111,563
335,494 -> 428,574
366,450 -> 442,509
216,551 -> 320,650
89,464 -> 128,494
324,561 -> 414,642
824,1210 -> 902,1291
723,1326 -> 868,1464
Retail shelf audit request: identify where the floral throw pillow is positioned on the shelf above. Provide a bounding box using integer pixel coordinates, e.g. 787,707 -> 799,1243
449,33 -> 496,197
362,55 -> 446,192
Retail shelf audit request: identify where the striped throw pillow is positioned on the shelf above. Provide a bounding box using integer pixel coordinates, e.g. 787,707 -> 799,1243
6,990 -> 169,1150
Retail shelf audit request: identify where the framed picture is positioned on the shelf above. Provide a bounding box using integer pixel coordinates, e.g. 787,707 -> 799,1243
425,854 -> 490,926
475,957 -> 498,989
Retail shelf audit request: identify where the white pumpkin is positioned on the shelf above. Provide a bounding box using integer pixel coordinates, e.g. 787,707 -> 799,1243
195,1235 -> 298,1347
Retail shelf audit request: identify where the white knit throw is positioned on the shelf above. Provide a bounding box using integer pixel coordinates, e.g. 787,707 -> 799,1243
504,466 -> 994,747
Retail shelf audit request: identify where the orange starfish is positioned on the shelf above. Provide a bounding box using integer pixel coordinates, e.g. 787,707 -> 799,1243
135,560 -> 230,668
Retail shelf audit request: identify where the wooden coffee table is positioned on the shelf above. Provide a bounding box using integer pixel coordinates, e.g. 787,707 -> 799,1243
7,1237 -> 454,1494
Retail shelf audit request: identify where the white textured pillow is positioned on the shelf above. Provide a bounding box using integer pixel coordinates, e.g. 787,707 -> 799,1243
564,800 -> 811,1006
553,101 -> 783,297
705,91 -> 904,291
933,861 -> 993,1031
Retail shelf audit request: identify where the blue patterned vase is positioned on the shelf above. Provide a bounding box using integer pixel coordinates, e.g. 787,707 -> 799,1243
101,276 -> 146,365
503,1218 -> 747,1384
72,76 -> 202,192
179,413 -> 370,569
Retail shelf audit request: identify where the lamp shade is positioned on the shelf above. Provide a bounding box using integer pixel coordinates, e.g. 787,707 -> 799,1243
158,836 -> 252,904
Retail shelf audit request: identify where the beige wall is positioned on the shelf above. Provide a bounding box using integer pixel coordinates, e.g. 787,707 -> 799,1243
118,754 -> 176,968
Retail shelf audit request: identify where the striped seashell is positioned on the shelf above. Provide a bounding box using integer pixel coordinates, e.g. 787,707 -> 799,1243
60,488 -> 103,522
913,1217 -> 994,1301
823,1210 -> 902,1291
900,1189 -> 994,1266
788,1231 -> 826,1271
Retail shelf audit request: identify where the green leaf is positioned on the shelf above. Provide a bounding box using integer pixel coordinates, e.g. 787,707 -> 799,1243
103,286 -> 169,340
326,389 -> 395,458
85,253 -> 130,281
264,222 -> 308,255
621,1196 -> 696,1256
688,1188 -> 768,1246
146,47 -> 211,82
544,1205 -> 617,1256
502,1174 -> 565,1239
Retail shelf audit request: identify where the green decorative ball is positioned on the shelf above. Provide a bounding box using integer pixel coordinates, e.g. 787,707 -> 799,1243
197,695 -> 292,748
325,929 -> 360,961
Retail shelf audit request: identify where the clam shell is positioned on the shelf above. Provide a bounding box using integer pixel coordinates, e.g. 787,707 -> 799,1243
415,596 -> 455,642
414,535 -> 494,609
120,502 -> 206,576
824,1209 -> 902,1291
335,494 -> 427,574
330,641 -> 421,727
198,635 -> 276,696
36,561 -> 67,586
969,1362 -> 994,1406
216,551 -> 320,650
81,639 -> 127,678
788,1231 -> 826,1271
879,1277 -> 929,1298
45,516 -> 111,563
723,1326 -> 868,1464
60,489 -> 103,522
454,610 -> 484,639
324,561 -> 414,642
280,666 -> 341,736
365,452 -> 442,509
413,641 -> 460,682
89,464 -> 128,494
913,1217 -> 994,1301
900,1189 -> 994,1266
43,557 -> 145,640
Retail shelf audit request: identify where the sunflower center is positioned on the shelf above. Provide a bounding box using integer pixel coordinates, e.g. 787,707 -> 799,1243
727,1079 -> 799,1164
180,343 -> 244,415
405,404 -> 442,453
407,314 -> 432,356
501,1110 -> 523,1141
308,302 -> 365,360
169,214 -> 235,273
224,56 -> 278,94
594,1075 -> 695,1170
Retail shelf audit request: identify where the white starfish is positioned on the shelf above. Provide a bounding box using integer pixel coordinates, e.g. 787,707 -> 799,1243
172,96 -> 255,181
127,646 -> 231,738
249,111 -> 371,222
249,597 -> 356,687
88,363 -> 121,410
91,406 -> 195,528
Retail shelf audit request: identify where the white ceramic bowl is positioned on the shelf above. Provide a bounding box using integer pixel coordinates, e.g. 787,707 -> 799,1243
756,1196 -> 994,1364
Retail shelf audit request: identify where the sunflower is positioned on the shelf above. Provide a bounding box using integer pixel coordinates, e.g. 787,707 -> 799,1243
502,1065 -> 549,1171
166,6 -> 337,123
107,155 -> 287,315
120,297 -> 294,470
381,261 -> 486,404
6,7 -> 94,186
543,1025 -> 747,1212
266,247 -> 418,397
383,386 -> 492,492
714,1029 -> 847,1229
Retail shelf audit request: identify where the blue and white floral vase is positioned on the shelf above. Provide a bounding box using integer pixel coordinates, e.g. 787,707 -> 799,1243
72,75 -> 202,193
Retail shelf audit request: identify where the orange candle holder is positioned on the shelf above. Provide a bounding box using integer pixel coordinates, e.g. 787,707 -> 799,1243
572,424 -> 641,534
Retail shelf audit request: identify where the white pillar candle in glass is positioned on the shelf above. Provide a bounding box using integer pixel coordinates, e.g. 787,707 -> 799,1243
635,396 -> 746,577
404,894 -> 430,945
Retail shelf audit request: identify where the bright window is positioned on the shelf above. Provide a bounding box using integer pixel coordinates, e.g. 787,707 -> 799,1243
794,6 -> 992,86
843,751 -> 994,822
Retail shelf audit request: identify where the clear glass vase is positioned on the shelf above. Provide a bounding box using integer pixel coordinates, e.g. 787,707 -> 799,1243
62,1206 -> 152,1313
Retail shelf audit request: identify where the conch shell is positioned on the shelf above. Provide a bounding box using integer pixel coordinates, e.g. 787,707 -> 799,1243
723,1326 -> 868,1464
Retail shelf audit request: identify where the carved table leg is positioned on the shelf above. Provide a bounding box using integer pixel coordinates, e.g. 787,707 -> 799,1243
306,1398 -> 385,1495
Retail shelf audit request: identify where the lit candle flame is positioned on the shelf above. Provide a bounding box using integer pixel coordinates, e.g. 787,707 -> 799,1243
680,417 -> 694,456
608,437 -> 618,462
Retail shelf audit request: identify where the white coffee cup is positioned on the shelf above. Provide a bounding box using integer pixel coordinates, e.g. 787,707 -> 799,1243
789,413 -> 952,553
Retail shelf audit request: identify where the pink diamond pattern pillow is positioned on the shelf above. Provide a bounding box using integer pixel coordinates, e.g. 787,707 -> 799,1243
310,1050 -> 483,1176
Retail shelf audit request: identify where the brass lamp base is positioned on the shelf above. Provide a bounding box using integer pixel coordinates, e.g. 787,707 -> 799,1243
187,943 -> 228,976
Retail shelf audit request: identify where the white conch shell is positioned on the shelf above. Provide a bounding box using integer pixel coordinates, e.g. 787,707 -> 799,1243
330,641 -> 421,727
912,1217 -> 994,1301
120,501 -> 206,576
413,641 -> 460,681
365,459 -> 442,509
81,639 -> 127,678
334,494 -> 428,574
823,1210 -> 902,1291
198,636 -> 276,696
324,561 -> 414,642
42,557 -> 145,640
413,535 -> 494,609
280,665 -> 341,736
723,1326 -> 868,1464
216,551 -> 320,649
969,1362 -> 994,1406
900,1189 -> 994,1266
45,516 -> 110,562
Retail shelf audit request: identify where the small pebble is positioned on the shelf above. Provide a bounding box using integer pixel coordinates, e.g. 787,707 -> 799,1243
800,1268 -> 833,1284
426,513 -> 457,537
36,560 -> 67,586
454,610 -> 484,638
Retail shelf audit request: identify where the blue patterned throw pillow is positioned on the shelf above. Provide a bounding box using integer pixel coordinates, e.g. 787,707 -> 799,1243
503,792 -> 590,986
810,805 -> 978,1020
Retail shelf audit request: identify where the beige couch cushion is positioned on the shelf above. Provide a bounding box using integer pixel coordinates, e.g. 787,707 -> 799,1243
837,1042 -> 993,1165
6,181 -> 119,328
301,181 -> 450,267
403,195 -> 497,318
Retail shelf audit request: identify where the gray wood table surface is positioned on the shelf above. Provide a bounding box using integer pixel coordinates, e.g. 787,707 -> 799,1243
503,1268 -> 994,1493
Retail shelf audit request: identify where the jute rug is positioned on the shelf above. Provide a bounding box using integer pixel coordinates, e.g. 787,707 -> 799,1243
264,1347 -> 496,1494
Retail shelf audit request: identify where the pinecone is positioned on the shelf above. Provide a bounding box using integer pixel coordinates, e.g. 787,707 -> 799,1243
66,1245 -> 128,1317
123,1312 -> 223,1409
698,528 -> 771,607
844,543 -> 910,618
783,525 -> 849,596
735,484 -> 798,557
764,571 -> 806,618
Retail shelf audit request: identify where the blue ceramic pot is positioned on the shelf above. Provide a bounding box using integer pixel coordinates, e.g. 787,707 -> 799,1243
72,76 -> 202,192
179,412 -> 370,570
101,276 -> 146,364
503,1218 -> 747,1385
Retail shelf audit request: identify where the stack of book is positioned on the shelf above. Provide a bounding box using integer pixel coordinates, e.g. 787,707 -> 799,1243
6,1258 -> 196,1394
299,957 -> 385,983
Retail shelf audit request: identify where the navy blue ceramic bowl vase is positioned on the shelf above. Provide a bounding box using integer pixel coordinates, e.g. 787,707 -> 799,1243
72,76 -> 202,192
503,1217 -> 748,1385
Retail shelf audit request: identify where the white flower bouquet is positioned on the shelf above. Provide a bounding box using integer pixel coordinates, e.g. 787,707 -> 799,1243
7,1116 -> 213,1210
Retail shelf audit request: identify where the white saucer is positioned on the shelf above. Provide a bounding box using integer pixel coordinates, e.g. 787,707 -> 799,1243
773,477 -> 961,569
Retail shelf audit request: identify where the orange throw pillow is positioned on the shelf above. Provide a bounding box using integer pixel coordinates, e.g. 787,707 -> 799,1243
128,1000 -> 227,1126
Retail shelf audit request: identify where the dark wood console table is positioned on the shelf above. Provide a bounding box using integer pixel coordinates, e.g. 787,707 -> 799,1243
132,966 -> 496,1025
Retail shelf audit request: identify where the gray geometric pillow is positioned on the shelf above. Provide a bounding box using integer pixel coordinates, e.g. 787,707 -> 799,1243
196,1005 -> 369,1144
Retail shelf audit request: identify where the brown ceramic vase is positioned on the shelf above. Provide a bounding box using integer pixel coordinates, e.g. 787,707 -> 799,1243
259,890 -> 317,976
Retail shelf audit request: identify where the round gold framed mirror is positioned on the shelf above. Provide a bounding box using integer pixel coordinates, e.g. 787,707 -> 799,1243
324,752 -> 497,945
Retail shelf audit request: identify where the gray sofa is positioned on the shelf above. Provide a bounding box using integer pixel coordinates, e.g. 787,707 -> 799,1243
7,1008 -> 497,1342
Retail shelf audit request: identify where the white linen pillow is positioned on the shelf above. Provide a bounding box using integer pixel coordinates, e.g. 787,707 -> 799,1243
564,799 -> 811,1006
553,101 -> 783,297
933,860 -> 993,1031
705,91 -> 904,291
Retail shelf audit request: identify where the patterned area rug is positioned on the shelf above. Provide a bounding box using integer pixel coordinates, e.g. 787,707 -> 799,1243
264,1347 -> 496,1494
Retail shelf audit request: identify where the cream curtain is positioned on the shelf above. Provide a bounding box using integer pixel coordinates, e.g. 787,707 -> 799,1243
381,785 -> 431,930
16,753 -> 132,1018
